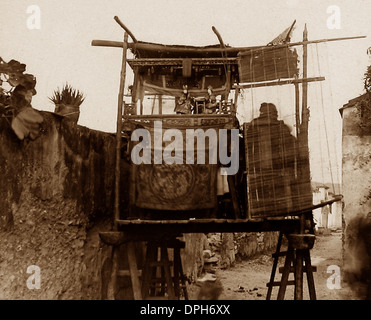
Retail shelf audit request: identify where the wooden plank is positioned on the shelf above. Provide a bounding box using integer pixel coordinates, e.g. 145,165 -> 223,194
295,253 -> 304,300
149,261 -> 174,267
173,245 -> 181,299
126,242 -> 143,300
117,218 -> 261,225
117,196 -> 341,226
141,243 -> 155,299
266,231 -> 283,300
277,247 -> 295,299
278,266 -> 317,273
304,250 -> 317,300
272,251 -> 288,258
117,196 -> 342,226
114,218 -> 301,238
127,57 -> 238,67
266,280 -> 295,287
124,113 -> 236,120
117,269 -> 143,277
109,248 -> 118,300
161,246 -> 176,300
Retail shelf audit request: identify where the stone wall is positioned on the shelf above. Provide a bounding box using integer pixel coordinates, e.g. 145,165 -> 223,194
341,99 -> 371,298
234,232 -> 279,260
0,112 -> 117,299
206,231 -> 279,269
0,112 -> 207,299
0,111 -> 279,299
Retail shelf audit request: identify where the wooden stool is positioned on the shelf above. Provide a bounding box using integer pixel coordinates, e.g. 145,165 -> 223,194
141,238 -> 188,300
266,232 -> 317,300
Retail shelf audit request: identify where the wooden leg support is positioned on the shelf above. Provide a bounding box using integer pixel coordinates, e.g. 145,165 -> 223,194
161,246 -> 176,300
266,231 -> 283,300
277,246 -> 295,300
267,233 -> 317,300
303,249 -> 316,300
126,242 -> 143,300
141,239 -> 188,300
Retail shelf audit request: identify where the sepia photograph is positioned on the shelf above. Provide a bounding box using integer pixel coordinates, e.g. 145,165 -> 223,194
0,0 -> 370,308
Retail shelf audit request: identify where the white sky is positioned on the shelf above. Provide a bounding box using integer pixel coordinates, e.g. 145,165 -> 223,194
1,0 -> 370,186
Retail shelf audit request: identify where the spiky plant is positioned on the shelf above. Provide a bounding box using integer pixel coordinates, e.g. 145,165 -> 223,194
364,65 -> 371,94
355,64 -> 371,135
49,83 -> 85,107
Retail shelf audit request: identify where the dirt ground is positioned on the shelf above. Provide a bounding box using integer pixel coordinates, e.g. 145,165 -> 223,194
188,231 -> 360,300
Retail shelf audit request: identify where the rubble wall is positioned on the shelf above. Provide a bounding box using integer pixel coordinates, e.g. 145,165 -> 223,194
206,232 -> 279,269
0,112 -> 117,299
0,111 -> 277,299
0,112 -> 207,299
342,104 -> 371,298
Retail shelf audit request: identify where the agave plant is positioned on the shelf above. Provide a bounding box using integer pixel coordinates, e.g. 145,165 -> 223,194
49,83 -> 85,107
49,83 -> 85,123
364,65 -> 371,94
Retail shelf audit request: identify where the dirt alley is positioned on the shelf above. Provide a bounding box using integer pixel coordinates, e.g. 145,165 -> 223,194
189,231 -> 360,300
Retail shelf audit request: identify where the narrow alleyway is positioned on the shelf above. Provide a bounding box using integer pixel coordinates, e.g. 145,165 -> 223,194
189,231 -> 359,300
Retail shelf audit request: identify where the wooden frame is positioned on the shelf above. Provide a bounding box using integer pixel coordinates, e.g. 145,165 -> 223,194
91,21 -> 355,225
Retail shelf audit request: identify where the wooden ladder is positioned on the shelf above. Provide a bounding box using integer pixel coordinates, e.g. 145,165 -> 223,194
266,231 -> 317,300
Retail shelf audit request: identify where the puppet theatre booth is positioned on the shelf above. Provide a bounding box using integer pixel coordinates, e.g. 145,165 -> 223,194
93,17 -> 361,300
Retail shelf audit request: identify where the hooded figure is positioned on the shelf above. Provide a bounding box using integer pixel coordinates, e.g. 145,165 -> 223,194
245,102 -> 298,216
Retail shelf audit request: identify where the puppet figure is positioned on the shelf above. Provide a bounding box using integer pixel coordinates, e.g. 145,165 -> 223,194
174,85 -> 193,114
204,86 -> 218,114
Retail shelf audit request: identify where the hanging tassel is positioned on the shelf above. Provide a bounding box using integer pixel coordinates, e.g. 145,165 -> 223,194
182,58 -> 192,78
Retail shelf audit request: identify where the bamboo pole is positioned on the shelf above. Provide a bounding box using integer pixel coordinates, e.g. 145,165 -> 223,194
112,32 -> 132,301
234,76 -> 325,89
294,24 -> 309,301
158,95 -> 163,115
299,24 -> 313,224
212,26 -> 230,89
114,32 -> 129,230
285,20 -> 297,43
114,16 -> 138,43
294,78 -> 300,137
91,35 -> 366,52
301,24 -> 308,132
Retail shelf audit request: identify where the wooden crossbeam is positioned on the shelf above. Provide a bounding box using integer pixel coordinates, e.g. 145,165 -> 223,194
127,57 -> 238,67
